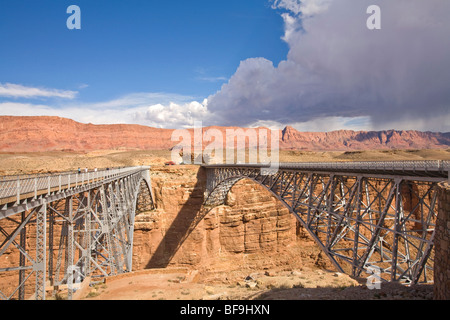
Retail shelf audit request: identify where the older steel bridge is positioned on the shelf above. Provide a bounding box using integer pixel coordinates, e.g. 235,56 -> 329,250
203,161 -> 449,286
0,166 -> 154,300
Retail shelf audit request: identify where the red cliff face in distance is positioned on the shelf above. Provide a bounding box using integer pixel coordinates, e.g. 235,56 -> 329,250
279,125 -> 450,151
0,116 -> 448,153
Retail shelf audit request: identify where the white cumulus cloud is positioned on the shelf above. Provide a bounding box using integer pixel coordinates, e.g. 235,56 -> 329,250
0,93 -> 211,129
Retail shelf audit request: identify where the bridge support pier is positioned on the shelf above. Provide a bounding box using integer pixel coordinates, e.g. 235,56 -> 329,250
35,202 -> 47,300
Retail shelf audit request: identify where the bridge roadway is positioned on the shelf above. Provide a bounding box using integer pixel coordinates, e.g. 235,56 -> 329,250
202,160 -> 449,287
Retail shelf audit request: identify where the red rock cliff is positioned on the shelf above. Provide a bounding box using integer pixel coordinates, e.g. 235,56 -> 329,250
0,116 -> 448,152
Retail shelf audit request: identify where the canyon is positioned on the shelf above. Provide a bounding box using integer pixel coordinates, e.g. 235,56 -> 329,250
0,115 -> 446,300
0,153 -> 440,300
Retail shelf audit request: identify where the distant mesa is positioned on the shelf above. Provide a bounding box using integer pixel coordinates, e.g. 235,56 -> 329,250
0,116 -> 449,153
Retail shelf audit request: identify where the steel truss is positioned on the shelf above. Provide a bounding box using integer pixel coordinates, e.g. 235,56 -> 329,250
203,162 -> 449,285
0,167 -> 154,300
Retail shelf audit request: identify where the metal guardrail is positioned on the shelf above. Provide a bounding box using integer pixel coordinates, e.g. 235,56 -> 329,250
204,160 -> 449,170
0,166 -> 150,203
279,160 -> 450,172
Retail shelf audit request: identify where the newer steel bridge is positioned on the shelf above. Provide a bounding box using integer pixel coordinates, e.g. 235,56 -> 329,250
0,166 -> 154,300
203,161 -> 449,286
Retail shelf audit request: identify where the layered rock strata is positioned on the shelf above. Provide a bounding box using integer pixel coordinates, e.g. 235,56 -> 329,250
1,116 -> 449,152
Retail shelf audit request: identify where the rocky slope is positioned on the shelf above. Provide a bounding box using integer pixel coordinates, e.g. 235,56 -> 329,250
0,116 -> 449,152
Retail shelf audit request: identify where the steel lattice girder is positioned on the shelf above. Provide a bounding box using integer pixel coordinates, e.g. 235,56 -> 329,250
0,167 -> 154,300
204,165 -> 442,285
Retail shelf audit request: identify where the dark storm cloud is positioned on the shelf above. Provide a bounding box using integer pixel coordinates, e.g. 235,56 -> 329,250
206,0 -> 450,131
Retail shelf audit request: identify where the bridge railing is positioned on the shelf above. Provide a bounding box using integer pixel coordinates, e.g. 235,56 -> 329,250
205,160 -> 450,173
279,160 -> 449,172
0,166 -> 150,204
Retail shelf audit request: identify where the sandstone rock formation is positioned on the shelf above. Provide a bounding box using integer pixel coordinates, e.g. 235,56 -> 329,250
132,165 -> 331,274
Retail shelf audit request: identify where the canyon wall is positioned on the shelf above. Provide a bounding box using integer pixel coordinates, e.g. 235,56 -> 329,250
132,166 -> 331,274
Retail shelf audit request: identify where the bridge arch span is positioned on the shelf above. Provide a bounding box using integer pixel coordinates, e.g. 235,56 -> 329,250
133,172 -> 155,215
204,170 -> 346,275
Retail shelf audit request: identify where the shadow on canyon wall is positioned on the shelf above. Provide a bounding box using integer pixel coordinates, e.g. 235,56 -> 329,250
145,167 -> 213,268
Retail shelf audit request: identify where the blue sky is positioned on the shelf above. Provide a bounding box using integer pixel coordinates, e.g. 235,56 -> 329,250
0,0 -> 286,101
1,0 -> 449,132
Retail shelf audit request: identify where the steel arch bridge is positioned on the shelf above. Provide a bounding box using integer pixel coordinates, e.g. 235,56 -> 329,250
203,161 -> 449,286
0,166 -> 154,300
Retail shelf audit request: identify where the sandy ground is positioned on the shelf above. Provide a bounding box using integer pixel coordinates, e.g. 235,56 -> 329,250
0,148 -> 449,176
69,267 -> 433,301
